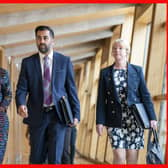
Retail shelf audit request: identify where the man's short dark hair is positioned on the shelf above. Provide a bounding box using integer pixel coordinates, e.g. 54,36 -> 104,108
35,25 -> 55,38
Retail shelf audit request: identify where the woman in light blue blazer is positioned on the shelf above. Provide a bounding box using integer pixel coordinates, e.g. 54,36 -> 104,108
96,39 -> 157,164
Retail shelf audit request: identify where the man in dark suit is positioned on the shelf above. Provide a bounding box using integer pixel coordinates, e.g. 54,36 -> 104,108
15,25 -> 80,164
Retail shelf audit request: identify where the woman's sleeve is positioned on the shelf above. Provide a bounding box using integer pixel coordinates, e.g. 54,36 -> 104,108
96,70 -> 106,125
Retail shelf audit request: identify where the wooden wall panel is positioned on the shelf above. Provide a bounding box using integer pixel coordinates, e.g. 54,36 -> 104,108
146,3 -> 166,98
121,14 -> 134,45
87,49 -> 102,159
130,4 -> 153,66
146,4 -> 166,158
104,138 -> 113,163
75,64 -> 85,153
96,38 -> 112,162
0,47 -> 8,70
76,62 -> 93,155
107,25 -> 121,66
96,131 -> 108,162
82,60 -> 94,156
130,22 -> 147,65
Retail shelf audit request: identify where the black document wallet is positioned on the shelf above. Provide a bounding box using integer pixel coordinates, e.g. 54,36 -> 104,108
132,103 -> 150,129
59,96 -> 73,125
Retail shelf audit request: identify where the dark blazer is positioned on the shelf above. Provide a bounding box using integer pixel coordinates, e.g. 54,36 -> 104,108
15,52 -> 80,127
96,63 -> 157,128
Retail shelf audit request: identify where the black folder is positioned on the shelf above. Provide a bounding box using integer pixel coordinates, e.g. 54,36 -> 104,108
59,96 -> 73,125
132,103 -> 150,129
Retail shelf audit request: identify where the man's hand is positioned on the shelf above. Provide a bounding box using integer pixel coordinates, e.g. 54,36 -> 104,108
18,105 -> 28,118
69,118 -> 78,127
96,124 -> 104,136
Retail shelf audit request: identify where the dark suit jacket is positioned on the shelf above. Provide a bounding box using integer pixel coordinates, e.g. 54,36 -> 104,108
96,63 -> 157,128
15,52 -> 80,127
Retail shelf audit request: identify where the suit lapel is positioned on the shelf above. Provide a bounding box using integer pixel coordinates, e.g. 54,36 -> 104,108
127,63 -> 132,88
51,52 -> 60,89
34,54 -> 43,83
52,52 -> 57,75
127,63 -> 137,90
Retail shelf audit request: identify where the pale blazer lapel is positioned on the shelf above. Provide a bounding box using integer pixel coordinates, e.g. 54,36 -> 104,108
51,52 -> 59,90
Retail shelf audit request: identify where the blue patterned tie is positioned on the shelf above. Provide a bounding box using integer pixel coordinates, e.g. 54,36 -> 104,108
43,56 -> 52,106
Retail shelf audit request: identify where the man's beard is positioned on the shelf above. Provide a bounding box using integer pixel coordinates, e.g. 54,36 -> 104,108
38,44 -> 50,54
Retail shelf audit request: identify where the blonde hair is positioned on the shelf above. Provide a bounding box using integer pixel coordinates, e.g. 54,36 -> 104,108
113,38 -> 130,55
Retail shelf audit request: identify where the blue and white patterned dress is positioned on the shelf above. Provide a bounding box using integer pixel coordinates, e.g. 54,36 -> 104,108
107,69 -> 144,149
0,68 -> 12,163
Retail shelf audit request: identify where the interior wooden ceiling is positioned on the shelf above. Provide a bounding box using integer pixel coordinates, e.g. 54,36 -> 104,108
0,3 -> 136,65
